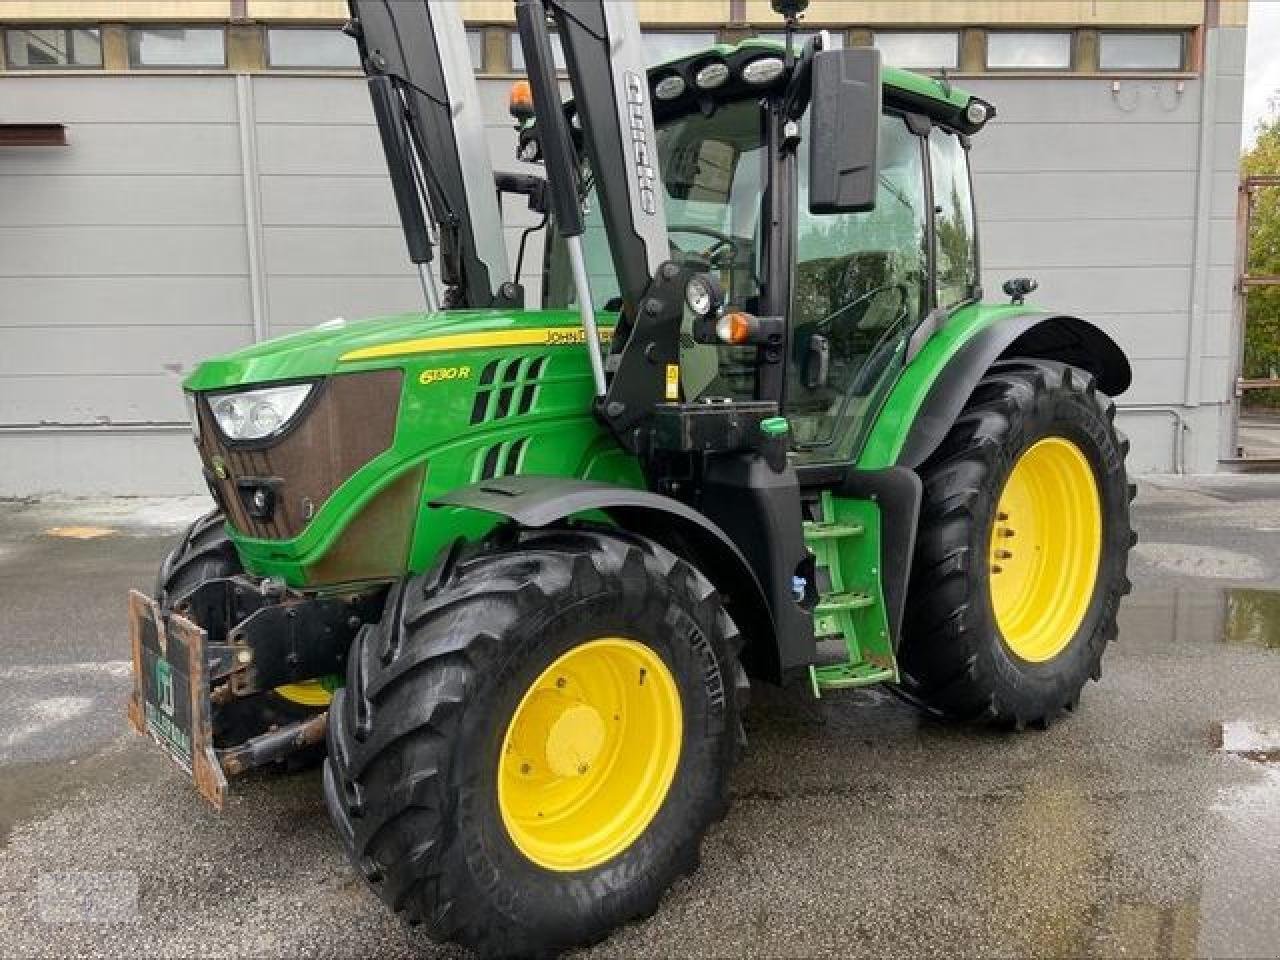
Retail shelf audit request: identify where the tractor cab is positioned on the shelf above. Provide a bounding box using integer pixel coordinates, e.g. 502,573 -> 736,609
539,39 -> 993,463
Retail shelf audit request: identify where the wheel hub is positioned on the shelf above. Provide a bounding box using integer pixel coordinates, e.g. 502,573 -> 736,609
989,436 -> 1103,662
498,638 -> 683,872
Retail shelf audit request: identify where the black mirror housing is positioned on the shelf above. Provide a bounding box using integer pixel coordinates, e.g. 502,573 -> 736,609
807,48 -> 882,215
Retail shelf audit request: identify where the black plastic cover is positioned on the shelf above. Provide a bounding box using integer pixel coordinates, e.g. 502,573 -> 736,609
807,48 -> 882,215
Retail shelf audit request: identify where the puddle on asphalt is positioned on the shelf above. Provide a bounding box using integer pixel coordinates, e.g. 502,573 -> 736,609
1223,588 -> 1280,649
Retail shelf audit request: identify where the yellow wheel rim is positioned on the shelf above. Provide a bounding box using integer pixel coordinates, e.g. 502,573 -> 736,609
498,638 -> 682,872
989,436 -> 1102,663
274,680 -> 332,707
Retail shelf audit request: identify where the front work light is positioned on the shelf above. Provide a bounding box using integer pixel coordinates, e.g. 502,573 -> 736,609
209,383 -> 313,442
965,99 -> 992,127
654,74 -> 687,100
694,62 -> 730,90
742,57 -> 785,85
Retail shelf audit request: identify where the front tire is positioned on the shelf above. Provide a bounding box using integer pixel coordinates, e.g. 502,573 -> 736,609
324,527 -> 744,957
898,359 -> 1135,727
156,510 -> 329,750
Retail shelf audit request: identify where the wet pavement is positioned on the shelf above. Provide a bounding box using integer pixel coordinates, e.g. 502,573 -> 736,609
2,479 -> 1280,958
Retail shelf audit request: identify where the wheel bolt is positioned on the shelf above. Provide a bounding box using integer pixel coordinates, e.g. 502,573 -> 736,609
995,549 -> 1013,560
578,763 -> 588,775
520,763 -> 531,775
997,511 -> 1009,522
555,677 -> 566,688
991,565 -> 1003,574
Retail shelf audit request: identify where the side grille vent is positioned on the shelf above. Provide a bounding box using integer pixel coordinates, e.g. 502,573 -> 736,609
475,437 -> 530,481
470,355 -> 548,425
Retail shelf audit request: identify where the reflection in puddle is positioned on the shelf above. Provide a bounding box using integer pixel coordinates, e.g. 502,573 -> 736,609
1224,589 -> 1280,648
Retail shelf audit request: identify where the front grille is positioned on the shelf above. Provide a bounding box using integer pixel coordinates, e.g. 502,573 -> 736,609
474,437 -> 529,481
196,370 -> 402,540
469,355 -> 548,425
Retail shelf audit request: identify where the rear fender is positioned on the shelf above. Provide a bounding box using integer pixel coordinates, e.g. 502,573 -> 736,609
859,308 -> 1130,470
430,476 -> 782,681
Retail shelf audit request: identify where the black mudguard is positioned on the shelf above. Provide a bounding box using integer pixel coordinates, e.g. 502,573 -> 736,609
897,312 -> 1131,469
431,476 -> 784,680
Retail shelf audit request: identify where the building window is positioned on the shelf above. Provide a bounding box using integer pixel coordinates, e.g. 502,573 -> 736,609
128,27 -> 226,67
266,27 -> 359,68
643,30 -> 718,63
873,31 -> 959,70
467,29 -> 484,71
986,31 -> 1072,70
754,30 -> 844,51
510,30 -> 564,71
1099,32 -> 1184,71
5,26 -> 102,68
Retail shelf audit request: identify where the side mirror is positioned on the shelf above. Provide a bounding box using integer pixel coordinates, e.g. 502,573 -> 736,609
808,48 -> 882,215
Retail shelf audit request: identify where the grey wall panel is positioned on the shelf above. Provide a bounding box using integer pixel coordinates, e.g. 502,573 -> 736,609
1085,314 -> 1190,360
972,122 -> 1197,173
0,326 -> 252,377
259,175 -> 398,226
969,78 -> 1198,124
0,374 -> 190,424
251,76 -> 374,124
1201,310 -> 1237,358
0,277 -> 252,327
0,226 -> 248,277
0,125 -> 241,175
265,276 -> 424,332
1,76 -> 237,123
1212,121 -> 1246,171
256,124 -> 384,175
1216,27 -> 1247,75
0,175 -> 245,227
981,265 -> 1191,315
975,171 -> 1197,221
1117,357 -> 1191,405
982,219 -> 1193,270
0,430 -> 205,496
262,226 -> 412,276
1211,171 -> 1240,219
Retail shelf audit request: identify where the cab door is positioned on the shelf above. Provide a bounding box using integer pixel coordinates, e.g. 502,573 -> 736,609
783,110 -> 930,463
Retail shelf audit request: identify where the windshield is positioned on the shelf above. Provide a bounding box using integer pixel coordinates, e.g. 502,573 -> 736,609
544,99 -> 766,398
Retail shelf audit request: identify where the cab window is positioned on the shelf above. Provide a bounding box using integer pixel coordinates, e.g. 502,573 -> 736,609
929,128 -> 978,309
784,111 -> 929,459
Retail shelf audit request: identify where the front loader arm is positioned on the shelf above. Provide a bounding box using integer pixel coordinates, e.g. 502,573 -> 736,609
349,0 -> 514,308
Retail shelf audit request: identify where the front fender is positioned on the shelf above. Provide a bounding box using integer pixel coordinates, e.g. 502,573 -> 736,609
858,304 -> 1130,470
430,476 -> 781,681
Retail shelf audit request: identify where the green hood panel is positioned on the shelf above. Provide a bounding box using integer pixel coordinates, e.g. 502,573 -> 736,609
183,308 -> 602,392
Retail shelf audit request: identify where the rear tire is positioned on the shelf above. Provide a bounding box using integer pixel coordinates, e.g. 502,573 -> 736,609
324,526 -> 744,957
156,510 -> 328,751
898,359 -> 1135,727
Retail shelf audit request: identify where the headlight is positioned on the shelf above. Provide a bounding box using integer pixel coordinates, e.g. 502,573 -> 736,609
209,383 -> 312,442
685,274 -> 716,317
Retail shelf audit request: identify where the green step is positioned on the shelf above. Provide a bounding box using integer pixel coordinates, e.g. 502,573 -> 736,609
809,661 -> 897,696
814,591 -> 875,617
803,521 -> 864,541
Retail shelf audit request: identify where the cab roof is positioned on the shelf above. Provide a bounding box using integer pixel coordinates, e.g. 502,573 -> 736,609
647,37 -> 992,135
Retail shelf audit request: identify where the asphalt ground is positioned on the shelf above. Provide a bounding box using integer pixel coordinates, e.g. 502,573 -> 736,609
2,478 -> 1280,958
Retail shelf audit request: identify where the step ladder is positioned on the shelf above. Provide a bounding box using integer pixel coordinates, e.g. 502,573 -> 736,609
803,494 -> 898,698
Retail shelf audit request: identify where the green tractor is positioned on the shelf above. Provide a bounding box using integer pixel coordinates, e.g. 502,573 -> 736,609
127,0 -> 1134,954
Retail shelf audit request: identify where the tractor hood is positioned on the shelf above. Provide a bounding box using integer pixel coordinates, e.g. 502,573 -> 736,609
183,308 -> 598,392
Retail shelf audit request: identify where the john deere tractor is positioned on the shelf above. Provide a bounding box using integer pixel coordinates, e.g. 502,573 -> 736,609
127,0 -> 1134,954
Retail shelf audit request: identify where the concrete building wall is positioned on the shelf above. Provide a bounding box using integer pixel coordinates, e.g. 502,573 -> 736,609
0,22 -> 1247,493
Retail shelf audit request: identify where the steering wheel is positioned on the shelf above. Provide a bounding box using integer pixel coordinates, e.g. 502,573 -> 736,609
668,224 -> 738,265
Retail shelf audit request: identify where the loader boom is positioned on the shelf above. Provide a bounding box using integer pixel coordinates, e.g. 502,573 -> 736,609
348,0 -> 514,308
